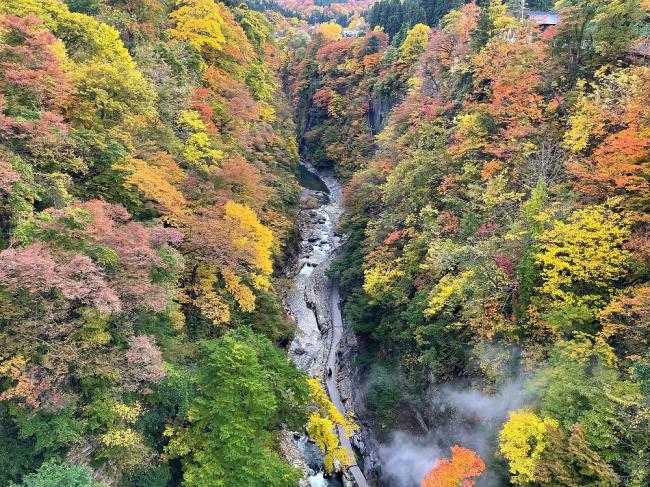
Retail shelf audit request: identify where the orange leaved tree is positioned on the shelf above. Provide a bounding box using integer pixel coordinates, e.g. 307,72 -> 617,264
421,446 -> 485,487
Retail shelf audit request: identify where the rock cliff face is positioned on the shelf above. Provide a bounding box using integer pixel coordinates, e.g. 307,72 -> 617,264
368,92 -> 396,135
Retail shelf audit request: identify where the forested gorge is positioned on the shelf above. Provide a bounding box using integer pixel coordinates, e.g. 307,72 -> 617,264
0,0 -> 648,486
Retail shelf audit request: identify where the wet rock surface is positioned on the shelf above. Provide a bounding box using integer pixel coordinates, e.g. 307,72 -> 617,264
278,429 -> 311,487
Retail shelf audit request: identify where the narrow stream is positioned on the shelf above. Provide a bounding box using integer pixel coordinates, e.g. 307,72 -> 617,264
286,160 -> 342,375
284,161 -> 367,486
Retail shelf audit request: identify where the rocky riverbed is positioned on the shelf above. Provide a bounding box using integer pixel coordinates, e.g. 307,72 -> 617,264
285,161 -> 342,377
281,161 -> 379,487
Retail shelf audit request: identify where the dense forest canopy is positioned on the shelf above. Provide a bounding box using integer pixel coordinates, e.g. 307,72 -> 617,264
0,0 -> 649,486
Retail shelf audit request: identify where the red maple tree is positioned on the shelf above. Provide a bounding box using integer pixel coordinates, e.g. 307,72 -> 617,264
421,446 -> 485,487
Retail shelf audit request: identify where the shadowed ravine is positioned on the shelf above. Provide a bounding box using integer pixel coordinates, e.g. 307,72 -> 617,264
285,161 -> 370,487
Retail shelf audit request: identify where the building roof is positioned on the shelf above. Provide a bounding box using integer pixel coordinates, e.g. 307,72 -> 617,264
342,29 -> 360,38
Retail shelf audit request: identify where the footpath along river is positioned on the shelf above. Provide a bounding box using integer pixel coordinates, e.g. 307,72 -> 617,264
284,161 -> 370,487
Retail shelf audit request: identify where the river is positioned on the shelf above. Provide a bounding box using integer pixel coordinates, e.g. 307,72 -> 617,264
284,161 -> 370,487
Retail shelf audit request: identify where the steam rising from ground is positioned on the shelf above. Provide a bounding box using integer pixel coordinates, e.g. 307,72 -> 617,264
378,379 -> 529,487
379,433 -> 442,487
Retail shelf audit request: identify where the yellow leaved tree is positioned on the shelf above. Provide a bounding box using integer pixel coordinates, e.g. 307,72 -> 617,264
316,22 -> 343,42
400,23 -> 431,62
168,0 -> 253,75
180,264 -> 231,325
177,110 -> 224,172
179,200 -> 274,325
425,270 -> 475,316
122,153 -> 187,217
168,0 -> 227,54
100,401 -> 151,470
535,203 -> 631,310
306,378 -> 358,473
223,200 -> 274,280
221,268 -> 255,313
498,409 -> 559,485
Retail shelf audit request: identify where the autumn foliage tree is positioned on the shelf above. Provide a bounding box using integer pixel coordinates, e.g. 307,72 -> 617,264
0,14 -> 74,167
499,410 -> 559,485
421,446 -> 485,487
565,67 -> 650,208
305,378 -> 358,473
